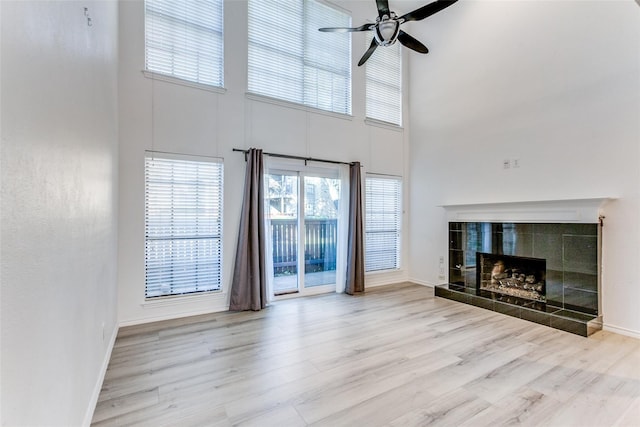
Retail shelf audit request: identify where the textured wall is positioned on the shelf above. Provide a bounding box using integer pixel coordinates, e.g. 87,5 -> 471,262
0,1 -> 119,425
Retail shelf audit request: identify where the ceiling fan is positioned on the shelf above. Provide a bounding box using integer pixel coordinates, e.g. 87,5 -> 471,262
319,0 -> 458,66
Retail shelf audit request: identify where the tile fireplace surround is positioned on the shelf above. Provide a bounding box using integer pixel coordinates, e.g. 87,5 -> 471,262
435,199 -> 609,337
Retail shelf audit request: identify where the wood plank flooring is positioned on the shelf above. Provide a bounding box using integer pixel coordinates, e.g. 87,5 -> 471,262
92,282 -> 640,426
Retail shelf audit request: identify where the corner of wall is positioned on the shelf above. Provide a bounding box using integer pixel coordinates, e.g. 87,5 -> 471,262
82,324 -> 119,427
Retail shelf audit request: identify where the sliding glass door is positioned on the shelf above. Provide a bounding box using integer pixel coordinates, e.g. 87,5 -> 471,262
266,166 -> 343,296
268,171 -> 299,294
303,176 -> 340,288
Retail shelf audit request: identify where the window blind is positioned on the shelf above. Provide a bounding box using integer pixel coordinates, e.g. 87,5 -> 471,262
248,0 -> 352,115
145,155 -> 224,298
145,0 -> 224,87
365,34 -> 402,125
365,176 -> 402,272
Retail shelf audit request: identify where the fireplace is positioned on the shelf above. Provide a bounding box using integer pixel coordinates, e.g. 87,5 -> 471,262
477,252 -> 546,302
438,218 -> 602,336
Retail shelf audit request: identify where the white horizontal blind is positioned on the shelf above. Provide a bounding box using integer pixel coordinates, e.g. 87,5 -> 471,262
248,0 -> 352,115
145,0 -> 224,87
365,176 -> 402,272
365,34 -> 402,125
145,155 -> 224,298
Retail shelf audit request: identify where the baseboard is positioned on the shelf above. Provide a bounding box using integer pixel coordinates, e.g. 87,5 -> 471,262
406,277 -> 436,287
83,323 -> 119,427
119,306 -> 228,328
365,271 -> 410,288
603,322 -> 640,340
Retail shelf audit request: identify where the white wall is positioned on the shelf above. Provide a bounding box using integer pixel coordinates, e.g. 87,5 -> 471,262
407,0 -> 640,336
0,1 -> 119,425
117,0 -> 411,325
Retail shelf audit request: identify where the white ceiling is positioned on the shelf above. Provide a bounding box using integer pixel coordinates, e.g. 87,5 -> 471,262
406,0 -> 640,130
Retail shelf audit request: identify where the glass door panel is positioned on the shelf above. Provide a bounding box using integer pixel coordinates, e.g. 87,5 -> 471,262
303,176 -> 340,287
267,173 -> 299,295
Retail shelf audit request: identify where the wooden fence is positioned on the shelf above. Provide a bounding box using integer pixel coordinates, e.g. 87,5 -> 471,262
271,218 -> 337,276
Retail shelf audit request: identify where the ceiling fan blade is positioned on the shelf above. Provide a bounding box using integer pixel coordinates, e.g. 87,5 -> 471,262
399,0 -> 458,22
319,23 -> 374,33
398,30 -> 429,54
358,38 -> 379,66
376,0 -> 390,17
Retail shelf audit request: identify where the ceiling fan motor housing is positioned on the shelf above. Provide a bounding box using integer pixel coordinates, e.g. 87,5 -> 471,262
374,13 -> 400,46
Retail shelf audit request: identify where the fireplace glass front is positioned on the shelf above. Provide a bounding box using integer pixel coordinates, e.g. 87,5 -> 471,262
477,252 -> 546,302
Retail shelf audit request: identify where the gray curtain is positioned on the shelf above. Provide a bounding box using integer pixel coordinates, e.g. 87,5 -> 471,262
345,162 -> 365,294
229,148 -> 267,311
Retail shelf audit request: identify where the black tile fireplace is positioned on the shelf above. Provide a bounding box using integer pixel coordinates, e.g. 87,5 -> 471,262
436,222 -> 602,336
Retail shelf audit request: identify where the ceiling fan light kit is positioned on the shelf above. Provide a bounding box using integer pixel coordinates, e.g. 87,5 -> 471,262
374,12 -> 400,46
319,0 -> 458,66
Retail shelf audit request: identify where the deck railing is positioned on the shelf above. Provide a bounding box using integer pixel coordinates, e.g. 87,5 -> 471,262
271,218 -> 337,276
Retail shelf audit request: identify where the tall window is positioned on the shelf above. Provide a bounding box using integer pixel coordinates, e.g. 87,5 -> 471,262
145,154 -> 224,298
145,0 -> 224,87
365,175 -> 402,272
365,34 -> 402,126
248,0 -> 352,115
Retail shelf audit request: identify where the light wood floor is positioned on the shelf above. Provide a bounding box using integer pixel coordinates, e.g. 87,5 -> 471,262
92,282 -> 640,426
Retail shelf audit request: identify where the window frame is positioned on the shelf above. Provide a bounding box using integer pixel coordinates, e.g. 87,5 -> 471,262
144,0 -> 225,89
365,33 -> 403,127
247,0 -> 352,116
144,152 -> 224,300
364,174 -> 403,273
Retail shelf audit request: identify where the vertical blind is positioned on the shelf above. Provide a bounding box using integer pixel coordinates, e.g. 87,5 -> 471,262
145,0 -> 224,87
248,0 -> 352,115
365,34 -> 402,125
145,155 -> 224,298
365,175 -> 402,272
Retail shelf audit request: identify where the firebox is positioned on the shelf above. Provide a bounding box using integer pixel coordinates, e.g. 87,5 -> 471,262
477,252 -> 546,302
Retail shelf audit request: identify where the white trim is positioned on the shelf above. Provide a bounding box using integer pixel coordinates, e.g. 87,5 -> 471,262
142,70 -> 227,94
365,269 -> 408,287
245,92 -> 354,121
440,198 -> 614,224
145,150 -> 223,163
119,305 -> 228,328
407,278 -> 437,287
82,324 -> 119,427
364,118 -> 404,132
366,267 -> 401,276
603,322 -> 640,340
142,290 -> 227,308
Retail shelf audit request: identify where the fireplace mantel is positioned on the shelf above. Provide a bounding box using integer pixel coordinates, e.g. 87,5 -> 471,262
440,198 -> 614,224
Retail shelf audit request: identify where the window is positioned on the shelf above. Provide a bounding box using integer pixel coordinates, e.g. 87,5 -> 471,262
145,0 -> 224,87
365,34 -> 402,125
145,154 -> 224,298
248,0 -> 352,115
365,175 -> 402,272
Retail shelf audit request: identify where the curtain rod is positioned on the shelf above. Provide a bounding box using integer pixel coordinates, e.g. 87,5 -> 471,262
233,148 -> 355,166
